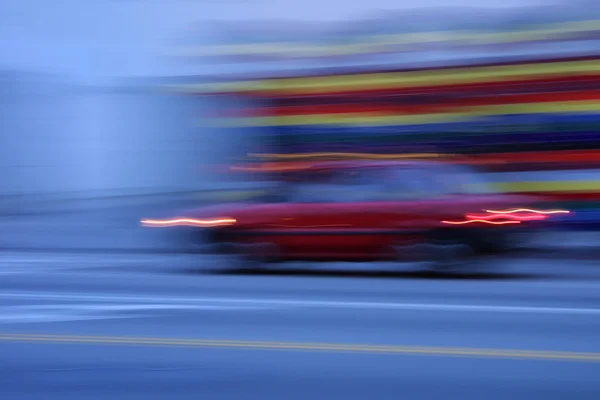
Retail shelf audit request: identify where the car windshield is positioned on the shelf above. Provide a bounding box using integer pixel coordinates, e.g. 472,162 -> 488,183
427,164 -> 497,195
287,169 -> 386,203
268,164 -> 496,203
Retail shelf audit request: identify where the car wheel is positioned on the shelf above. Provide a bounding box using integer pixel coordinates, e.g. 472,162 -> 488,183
421,229 -> 477,273
230,253 -> 266,272
227,242 -> 278,273
468,231 -> 519,256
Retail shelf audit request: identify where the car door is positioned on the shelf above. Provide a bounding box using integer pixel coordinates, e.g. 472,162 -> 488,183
276,168 -> 388,258
291,166 -> 420,257
356,167 -> 439,253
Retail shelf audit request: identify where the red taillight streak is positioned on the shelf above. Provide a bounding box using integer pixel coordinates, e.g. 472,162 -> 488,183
442,207 -> 570,225
441,219 -> 521,225
141,218 -> 236,228
484,208 -> 570,215
465,213 -> 547,221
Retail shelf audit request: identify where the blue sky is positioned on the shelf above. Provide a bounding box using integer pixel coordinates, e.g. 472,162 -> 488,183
0,0 -> 555,82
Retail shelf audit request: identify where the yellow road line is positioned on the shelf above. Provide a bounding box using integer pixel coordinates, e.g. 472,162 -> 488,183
1,333 -> 599,362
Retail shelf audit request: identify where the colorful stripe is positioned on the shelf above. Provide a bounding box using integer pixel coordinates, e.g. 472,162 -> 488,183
218,102 -> 600,127
236,90 -> 600,118
495,181 -> 600,193
182,59 -> 600,94
243,150 -> 600,171
194,53 -> 600,219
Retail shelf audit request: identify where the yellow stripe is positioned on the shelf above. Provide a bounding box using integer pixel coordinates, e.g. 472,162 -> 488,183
200,182 -> 600,196
216,100 -> 600,127
261,60 -> 600,92
172,59 -> 600,94
194,182 -> 600,196
2,333 -> 599,362
495,181 -> 600,193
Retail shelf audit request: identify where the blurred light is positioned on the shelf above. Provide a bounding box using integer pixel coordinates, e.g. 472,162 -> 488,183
484,209 -> 570,215
466,213 -> 547,221
441,219 -> 521,225
141,218 -> 236,228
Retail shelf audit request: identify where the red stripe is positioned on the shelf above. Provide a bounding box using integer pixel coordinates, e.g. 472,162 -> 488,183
229,89 -> 600,117
212,73 -> 600,99
519,192 -> 600,202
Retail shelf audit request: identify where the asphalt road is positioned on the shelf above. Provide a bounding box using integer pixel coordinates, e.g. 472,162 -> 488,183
1,252 -> 600,399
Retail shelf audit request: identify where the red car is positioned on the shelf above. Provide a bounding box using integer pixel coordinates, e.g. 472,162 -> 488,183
143,160 -> 569,271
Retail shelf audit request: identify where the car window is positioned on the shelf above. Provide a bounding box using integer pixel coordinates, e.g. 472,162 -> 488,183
428,165 -> 497,195
378,164 -> 497,200
289,168 -> 387,203
273,164 -> 496,203
381,168 -> 441,200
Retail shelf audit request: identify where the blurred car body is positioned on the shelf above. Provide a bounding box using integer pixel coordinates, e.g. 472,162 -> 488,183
143,160 -> 568,271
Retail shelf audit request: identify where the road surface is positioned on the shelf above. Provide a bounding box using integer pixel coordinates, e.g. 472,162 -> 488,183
1,252 -> 600,399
